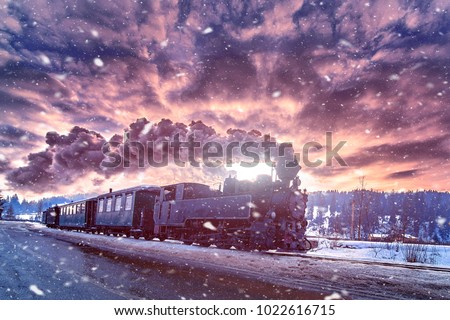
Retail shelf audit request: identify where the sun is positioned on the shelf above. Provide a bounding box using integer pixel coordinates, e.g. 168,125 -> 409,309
227,162 -> 274,181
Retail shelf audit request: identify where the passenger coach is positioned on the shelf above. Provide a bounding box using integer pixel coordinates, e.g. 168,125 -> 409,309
95,185 -> 160,239
58,198 -> 97,231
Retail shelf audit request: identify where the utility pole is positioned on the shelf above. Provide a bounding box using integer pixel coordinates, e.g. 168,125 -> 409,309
357,176 -> 366,241
351,200 -> 355,240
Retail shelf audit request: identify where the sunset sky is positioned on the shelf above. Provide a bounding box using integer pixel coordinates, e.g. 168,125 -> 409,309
0,0 -> 449,199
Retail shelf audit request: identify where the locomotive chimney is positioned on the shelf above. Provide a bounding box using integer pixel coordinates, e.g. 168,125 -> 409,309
276,155 -> 301,186
109,188 -> 112,193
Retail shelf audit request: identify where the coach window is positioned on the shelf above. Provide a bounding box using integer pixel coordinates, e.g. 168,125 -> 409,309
115,196 -> 122,211
99,199 -> 104,212
125,194 -> 133,210
106,198 -> 112,212
81,203 -> 85,214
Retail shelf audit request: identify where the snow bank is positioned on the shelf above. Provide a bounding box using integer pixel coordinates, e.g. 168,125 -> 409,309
308,238 -> 450,268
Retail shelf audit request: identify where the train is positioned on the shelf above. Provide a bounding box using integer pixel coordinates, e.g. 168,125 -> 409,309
42,160 -> 311,251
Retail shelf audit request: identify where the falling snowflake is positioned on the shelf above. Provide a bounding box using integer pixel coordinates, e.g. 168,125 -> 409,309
271,90 -> 281,98
160,39 -> 169,48
93,58 -> 104,67
203,221 -> 217,231
389,74 -> 400,81
246,202 -> 257,209
324,292 -> 343,300
436,216 -> 446,226
202,27 -> 213,34
338,39 -> 353,47
29,285 -> 45,296
39,54 -> 51,65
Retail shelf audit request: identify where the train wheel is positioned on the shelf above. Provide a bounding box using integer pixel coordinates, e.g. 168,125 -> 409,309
144,233 -> 153,241
199,242 -> 210,247
216,244 -> 231,249
158,236 -> 166,242
133,234 -> 140,240
181,233 -> 193,245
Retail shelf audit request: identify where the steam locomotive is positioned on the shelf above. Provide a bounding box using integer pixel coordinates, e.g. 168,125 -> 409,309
43,160 -> 310,251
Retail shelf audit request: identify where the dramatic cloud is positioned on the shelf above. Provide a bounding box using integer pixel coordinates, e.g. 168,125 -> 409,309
0,155 -> 11,173
387,169 -> 420,179
0,0 -> 449,196
0,124 -> 39,148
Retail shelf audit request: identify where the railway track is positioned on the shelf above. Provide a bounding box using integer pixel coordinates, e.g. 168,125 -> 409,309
264,250 -> 450,273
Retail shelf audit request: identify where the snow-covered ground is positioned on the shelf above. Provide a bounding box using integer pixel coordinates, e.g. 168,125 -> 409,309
30,221 -> 450,269
308,238 -> 450,268
19,222 -> 450,299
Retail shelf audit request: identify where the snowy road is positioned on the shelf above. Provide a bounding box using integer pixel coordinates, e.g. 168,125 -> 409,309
0,221 -> 322,299
1,221 -> 449,300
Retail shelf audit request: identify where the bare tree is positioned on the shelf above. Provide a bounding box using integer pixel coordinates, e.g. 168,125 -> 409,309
36,200 -> 44,221
0,192 -> 5,220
